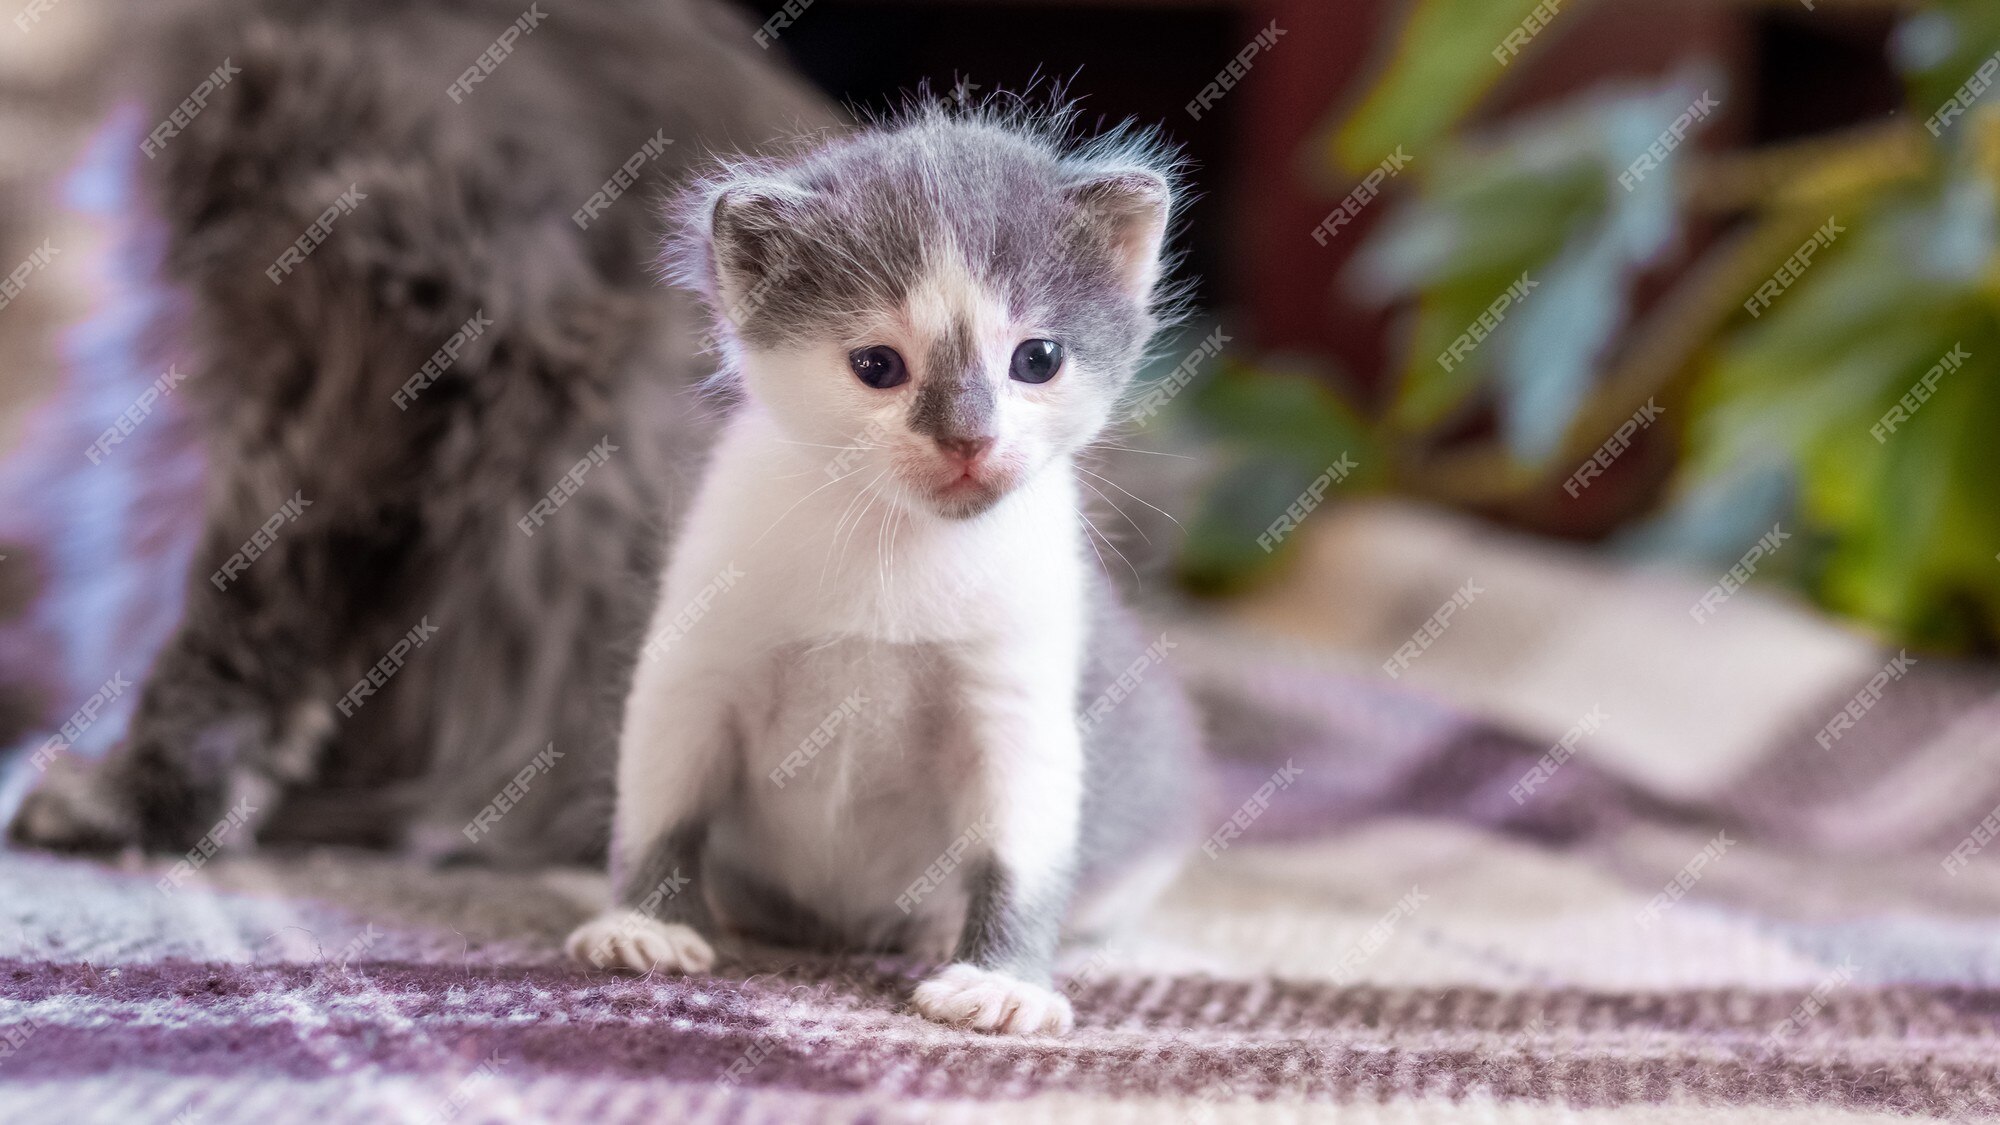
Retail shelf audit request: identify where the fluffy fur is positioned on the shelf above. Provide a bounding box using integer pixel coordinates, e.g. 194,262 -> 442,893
3,0 -> 832,862
565,110 -> 1202,1035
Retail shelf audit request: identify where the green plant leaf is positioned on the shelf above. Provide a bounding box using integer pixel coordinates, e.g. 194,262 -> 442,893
1355,78 -> 1706,459
1892,1 -> 2000,126
1668,166 -> 2000,648
1187,361 -> 1379,471
1334,0 -> 1599,175
1177,362 -> 1380,594
1177,455 -> 1331,595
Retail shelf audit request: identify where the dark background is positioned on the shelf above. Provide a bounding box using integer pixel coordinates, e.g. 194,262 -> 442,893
747,0 -> 1906,406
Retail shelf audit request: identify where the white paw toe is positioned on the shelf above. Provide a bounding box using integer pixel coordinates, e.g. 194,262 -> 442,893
911,963 -> 1074,1035
564,911 -> 715,975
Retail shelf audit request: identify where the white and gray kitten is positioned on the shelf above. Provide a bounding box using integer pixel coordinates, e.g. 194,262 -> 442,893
565,108 -> 1202,1035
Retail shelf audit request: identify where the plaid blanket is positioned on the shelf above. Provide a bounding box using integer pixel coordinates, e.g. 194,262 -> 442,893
3,505 -> 1997,1123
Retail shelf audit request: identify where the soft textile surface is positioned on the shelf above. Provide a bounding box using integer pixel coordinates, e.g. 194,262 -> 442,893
4,517 -> 2000,1123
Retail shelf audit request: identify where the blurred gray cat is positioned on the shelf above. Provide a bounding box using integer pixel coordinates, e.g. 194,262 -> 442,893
564,107 -> 1201,1035
3,0 -> 831,862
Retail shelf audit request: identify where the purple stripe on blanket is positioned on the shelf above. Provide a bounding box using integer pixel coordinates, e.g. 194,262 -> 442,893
2,959 -> 1995,1115
1195,662 -> 1684,848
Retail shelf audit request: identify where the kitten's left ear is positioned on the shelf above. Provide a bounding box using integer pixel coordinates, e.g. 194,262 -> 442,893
1064,169 -> 1172,301
704,178 -> 818,311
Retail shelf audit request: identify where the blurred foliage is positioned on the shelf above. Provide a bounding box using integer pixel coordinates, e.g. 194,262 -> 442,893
1334,0 -> 1603,175
1183,0 -> 2000,651
1688,153 -> 2000,649
1175,360 -> 1382,594
1350,78 -> 1694,461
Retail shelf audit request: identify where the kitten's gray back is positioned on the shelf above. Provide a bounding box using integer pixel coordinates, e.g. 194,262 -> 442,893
1076,568 -> 1201,904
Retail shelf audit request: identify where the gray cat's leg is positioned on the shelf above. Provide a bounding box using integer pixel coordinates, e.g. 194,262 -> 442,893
10,523 -> 332,853
11,638 -> 253,852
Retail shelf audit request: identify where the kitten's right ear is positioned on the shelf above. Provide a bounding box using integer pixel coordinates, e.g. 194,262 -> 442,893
1063,168 -> 1172,303
707,180 -> 814,308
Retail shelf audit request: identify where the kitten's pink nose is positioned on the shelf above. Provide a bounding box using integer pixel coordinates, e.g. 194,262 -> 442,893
935,435 -> 993,469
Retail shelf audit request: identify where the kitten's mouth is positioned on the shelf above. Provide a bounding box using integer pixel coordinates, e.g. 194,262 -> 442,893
941,466 -> 985,491
937,468 -> 999,496
923,463 -> 1011,518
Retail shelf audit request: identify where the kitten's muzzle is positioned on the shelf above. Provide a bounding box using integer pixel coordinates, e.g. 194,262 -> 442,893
912,434 -> 1013,518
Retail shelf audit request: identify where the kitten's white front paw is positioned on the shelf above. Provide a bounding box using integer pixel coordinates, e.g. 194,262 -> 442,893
564,910 -> 715,975
911,963 -> 1075,1035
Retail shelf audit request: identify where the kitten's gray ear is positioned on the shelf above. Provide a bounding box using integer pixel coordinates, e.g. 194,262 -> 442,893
707,180 -> 815,305
1064,169 -> 1172,301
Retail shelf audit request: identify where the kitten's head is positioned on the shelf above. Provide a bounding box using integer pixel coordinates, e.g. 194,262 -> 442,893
671,104 -> 1180,519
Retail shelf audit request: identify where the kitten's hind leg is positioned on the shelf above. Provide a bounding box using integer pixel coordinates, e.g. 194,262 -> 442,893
1066,846 -> 1187,946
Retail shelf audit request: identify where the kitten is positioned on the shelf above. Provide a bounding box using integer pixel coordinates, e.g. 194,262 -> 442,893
563,107 -> 1203,1035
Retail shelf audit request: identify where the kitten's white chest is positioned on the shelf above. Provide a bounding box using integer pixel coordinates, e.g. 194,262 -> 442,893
706,636 -> 977,951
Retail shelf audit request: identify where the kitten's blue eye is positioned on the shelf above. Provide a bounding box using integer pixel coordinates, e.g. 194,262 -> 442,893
847,345 -> 908,389
1010,339 -> 1063,384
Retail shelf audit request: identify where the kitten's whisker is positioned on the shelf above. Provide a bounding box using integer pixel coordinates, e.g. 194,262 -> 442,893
756,465 -> 869,545
874,495 -> 888,599
822,469 -> 889,589
1089,442 -> 1195,460
841,476 -> 891,593
875,488 -> 904,602
1075,474 -> 1151,547
1074,506 -> 1114,580
773,437 -> 880,452
891,503 -> 908,593
1072,502 -> 1140,584
822,472 -> 875,580
1075,466 -> 1183,530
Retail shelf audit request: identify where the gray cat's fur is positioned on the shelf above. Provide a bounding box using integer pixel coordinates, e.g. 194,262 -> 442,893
5,0 -> 832,862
